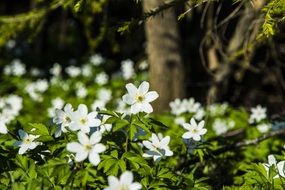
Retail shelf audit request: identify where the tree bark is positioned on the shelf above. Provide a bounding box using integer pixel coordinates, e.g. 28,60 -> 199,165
143,0 -> 184,112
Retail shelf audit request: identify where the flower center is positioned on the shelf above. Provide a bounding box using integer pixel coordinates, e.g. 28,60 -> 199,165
136,95 -> 144,102
23,137 -> 32,144
80,117 -> 88,125
192,128 -> 199,134
119,184 -> 129,190
84,144 -> 93,151
64,116 -> 71,123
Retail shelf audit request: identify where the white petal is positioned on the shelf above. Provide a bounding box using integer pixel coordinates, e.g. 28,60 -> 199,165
200,128 -> 207,135
277,161 -> 285,177
142,141 -> 154,150
69,122 -> 79,131
67,142 -> 83,153
182,132 -> 193,139
131,103 -> 141,114
90,131 -> 102,144
193,134 -> 201,141
75,151 -> 88,162
190,118 -> 197,127
89,118 -> 101,127
151,133 -> 160,145
138,81 -> 149,95
88,151 -> 100,166
78,104 -> 88,115
182,123 -> 191,130
142,103 -> 153,113
122,94 -> 135,105
160,136 -> 170,146
107,176 -> 119,186
29,142 -> 38,150
19,145 -> 29,154
78,132 -> 90,145
64,103 -> 73,112
93,144 -> 106,153
129,182 -> 142,190
198,120 -> 205,129
120,171 -> 133,185
126,83 -> 138,96
145,91 -> 158,102
165,148 -> 173,156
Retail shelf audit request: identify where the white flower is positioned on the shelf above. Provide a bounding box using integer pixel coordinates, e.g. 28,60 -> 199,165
186,98 -> 201,113
69,104 -> 101,133
82,64 -> 92,77
194,107 -> 205,121
95,72 -> 109,85
249,105 -> 267,124
65,66 -> 81,77
182,118 -> 207,141
212,119 -> 230,135
66,131 -> 106,166
121,59 -> 135,80
50,63 -> 62,76
104,171 -> 142,190
169,99 -> 187,116
14,130 -> 40,154
76,86 -> 88,98
122,81 -> 159,114
53,104 -> 74,137
90,54 -> 104,66
11,59 -> 26,76
97,88 -> 112,103
142,133 -> 173,162
6,40 -> 16,49
0,121 -> 8,134
257,123 -> 271,133
138,60 -> 148,70
263,154 -> 285,178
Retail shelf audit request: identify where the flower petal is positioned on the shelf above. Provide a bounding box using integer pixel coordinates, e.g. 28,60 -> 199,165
67,142 -> 83,153
182,132 -> 193,139
78,132 -> 90,145
142,103 -> 153,113
88,151 -> 100,166
120,171 -> 133,185
126,83 -> 137,96
145,91 -> 159,102
90,131 -> 102,144
129,182 -> 142,190
138,81 -> 149,95
122,94 -> 135,105
75,151 -> 88,162
78,104 -> 88,115
93,143 -> 106,153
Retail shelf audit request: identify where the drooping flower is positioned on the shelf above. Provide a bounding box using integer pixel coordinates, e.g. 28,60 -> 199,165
53,103 -> 74,137
69,104 -> 101,133
263,154 -> 285,178
104,171 -> 142,190
182,118 -> 207,141
142,133 -> 173,162
66,131 -> 106,166
122,81 -> 159,114
249,105 -> 267,124
14,130 -> 40,154
98,115 -> 112,133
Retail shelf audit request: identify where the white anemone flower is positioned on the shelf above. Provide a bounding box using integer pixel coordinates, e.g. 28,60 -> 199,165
104,171 -> 142,190
99,115 -> 112,133
121,59 -> 135,80
249,105 -> 267,124
14,130 -> 40,154
95,72 -> 109,85
257,123 -> 271,133
182,118 -> 207,141
263,154 -> 285,178
53,104 -> 74,137
69,104 -> 101,133
66,131 -> 106,166
142,133 -> 173,162
122,81 -> 159,114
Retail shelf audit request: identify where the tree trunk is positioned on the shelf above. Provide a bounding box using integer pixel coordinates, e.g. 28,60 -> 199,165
143,0 -> 184,112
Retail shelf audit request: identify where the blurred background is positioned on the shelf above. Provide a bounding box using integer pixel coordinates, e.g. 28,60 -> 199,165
0,0 -> 285,115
